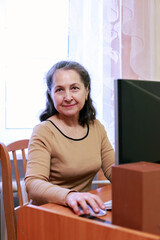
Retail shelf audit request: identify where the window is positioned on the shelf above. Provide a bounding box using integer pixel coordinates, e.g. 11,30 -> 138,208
0,0 -> 69,143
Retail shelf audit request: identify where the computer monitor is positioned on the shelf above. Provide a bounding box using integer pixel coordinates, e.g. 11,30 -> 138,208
114,79 -> 160,165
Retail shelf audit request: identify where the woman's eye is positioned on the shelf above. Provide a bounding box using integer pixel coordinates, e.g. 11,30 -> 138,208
56,88 -> 63,92
72,86 -> 78,90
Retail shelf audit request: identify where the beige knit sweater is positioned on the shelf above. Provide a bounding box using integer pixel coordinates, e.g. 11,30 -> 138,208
25,119 -> 115,205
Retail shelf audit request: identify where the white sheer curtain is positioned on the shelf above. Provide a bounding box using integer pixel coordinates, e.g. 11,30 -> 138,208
69,0 -> 116,145
69,0 -> 104,117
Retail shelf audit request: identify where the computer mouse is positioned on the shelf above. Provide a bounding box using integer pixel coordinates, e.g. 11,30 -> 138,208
79,204 -> 107,217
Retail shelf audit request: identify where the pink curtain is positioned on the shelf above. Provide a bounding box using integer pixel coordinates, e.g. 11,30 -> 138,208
102,0 -> 160,146
110,0 -> 160,80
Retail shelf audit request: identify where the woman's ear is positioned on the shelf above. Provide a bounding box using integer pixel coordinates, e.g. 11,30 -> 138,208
85,86 -> 89,100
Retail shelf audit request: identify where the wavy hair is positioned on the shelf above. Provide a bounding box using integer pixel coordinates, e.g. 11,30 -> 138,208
39,60 -> 96,126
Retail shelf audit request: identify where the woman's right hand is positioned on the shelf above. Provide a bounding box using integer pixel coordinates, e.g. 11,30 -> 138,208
65,191 -> 105,215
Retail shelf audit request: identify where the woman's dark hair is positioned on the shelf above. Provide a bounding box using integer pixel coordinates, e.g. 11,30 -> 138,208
39,60 -> 96,126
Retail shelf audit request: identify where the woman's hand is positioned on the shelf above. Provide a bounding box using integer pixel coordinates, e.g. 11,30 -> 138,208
65,192 -> 106,215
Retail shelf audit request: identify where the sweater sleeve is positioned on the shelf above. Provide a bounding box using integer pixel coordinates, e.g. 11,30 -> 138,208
100,123 -> 115,182
25,123 -> 74,205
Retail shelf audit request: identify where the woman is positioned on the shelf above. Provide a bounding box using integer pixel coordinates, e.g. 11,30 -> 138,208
25,60 -> 115,215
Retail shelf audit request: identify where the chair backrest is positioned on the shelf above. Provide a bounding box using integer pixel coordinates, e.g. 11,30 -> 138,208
0,139 -> 29,240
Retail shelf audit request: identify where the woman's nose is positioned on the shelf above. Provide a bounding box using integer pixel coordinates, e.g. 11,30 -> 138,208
64,90 -> 72,101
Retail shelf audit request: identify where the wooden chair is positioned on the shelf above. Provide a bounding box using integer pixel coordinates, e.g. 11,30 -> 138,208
0,139 -> 29,240
92,169 -> 110,189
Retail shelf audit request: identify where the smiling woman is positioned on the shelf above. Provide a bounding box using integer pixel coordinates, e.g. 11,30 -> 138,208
24,60 -> 115,216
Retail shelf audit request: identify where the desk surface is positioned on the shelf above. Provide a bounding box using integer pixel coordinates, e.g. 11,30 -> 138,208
40,183 -> 112,223
17,184 -> 160,240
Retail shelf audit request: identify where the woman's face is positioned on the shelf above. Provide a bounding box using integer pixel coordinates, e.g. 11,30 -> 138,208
50,69 -> 89,119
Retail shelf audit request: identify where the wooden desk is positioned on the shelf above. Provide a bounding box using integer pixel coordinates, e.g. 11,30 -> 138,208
17,185 -> 160,240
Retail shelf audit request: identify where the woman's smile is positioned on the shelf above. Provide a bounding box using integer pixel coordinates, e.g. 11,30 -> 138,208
63,103 -> 77,108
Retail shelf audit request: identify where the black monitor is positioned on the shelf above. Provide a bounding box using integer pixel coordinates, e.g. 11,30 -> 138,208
114,79 -> 160,165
